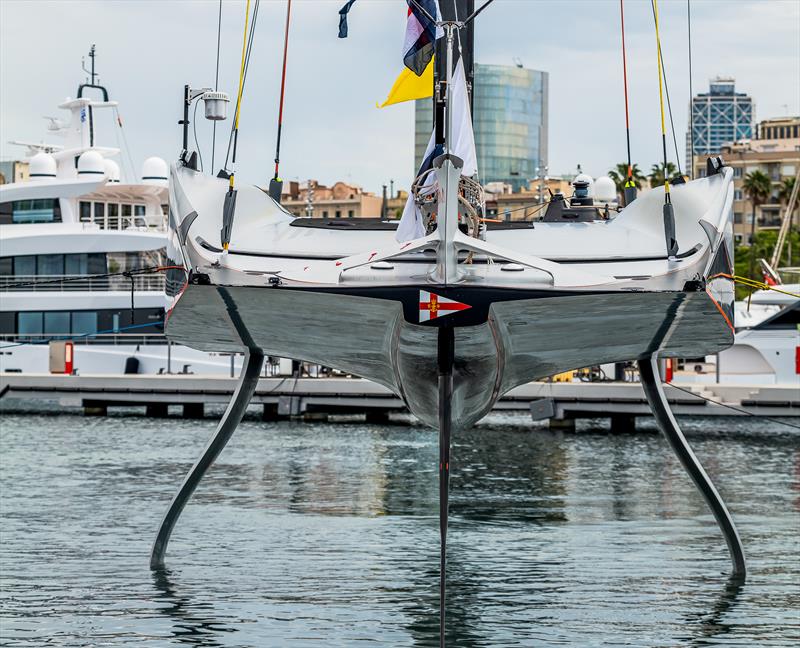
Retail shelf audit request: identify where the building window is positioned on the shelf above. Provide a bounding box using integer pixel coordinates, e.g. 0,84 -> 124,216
348,210 -> 354,218
335,210 -> 341,218
734,190 -> 742,201
322,210 -> 328,218
733,167 -> 742,178
733,212 -> 743,224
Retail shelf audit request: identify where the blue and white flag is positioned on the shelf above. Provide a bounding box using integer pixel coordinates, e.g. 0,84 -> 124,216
403,0 -> 442,75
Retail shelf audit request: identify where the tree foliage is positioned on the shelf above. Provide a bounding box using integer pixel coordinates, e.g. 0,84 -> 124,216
648,162 -> 679,188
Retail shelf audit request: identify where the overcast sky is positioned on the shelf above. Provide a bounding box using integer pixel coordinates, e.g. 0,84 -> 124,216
1,0 -> 798,193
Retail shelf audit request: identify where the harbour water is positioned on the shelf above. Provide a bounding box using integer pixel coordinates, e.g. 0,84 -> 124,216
1,410 -> 798,646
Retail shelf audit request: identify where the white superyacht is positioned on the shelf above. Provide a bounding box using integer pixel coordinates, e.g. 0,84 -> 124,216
0,48 -> 239,375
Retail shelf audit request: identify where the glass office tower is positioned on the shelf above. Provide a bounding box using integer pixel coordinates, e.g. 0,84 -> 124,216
415,63 -> 548,192
687,77 -> 753,168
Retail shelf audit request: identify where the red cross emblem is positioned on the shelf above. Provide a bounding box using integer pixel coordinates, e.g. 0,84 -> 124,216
419,290 -> 471,322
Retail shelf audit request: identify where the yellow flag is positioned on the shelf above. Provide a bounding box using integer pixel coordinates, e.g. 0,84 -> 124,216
377,57 -> 434,108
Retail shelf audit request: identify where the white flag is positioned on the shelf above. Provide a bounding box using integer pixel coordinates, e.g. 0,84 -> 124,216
396,58 -> 477,242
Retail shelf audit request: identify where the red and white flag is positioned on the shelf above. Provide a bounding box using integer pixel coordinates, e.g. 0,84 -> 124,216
419,290 -> 471,322
403,0 -> 442,75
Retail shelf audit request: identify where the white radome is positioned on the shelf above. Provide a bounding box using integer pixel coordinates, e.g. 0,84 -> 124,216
77,150 -> 105,176
29,152 -> 57,179
104,159 -> 121,183
141,157 -> 168,187
594,175 -> 617,203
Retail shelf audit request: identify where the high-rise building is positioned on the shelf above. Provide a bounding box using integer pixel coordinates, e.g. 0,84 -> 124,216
415,63 -> 548,192
687,77 -> 753,169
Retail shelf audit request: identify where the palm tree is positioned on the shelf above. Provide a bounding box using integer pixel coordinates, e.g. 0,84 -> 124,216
648,162 -> 678,188
608,163 -> 645,199
742,169 -> 772,283
777,176 -> 795,205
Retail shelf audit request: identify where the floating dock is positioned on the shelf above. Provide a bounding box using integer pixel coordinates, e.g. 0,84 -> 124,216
1,374 -> 796,425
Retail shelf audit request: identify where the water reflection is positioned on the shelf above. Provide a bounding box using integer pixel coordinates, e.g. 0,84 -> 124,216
685,575 -> 745,647
151,569 -> 235,647
0,412 -> 797,646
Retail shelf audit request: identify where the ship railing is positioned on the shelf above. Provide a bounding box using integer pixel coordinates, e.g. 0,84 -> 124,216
0,274 -> 166,292
0,333 -> 167,346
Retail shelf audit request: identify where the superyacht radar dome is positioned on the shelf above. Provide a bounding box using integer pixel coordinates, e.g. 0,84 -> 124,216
103,159 -> 121,183
594,176 -> 617,203
77,150 -> 105,176
29,152 -> 57,179
141,157 -> 168,187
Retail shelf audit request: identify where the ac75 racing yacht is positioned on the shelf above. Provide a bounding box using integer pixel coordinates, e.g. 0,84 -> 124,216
150,3 -> 748,645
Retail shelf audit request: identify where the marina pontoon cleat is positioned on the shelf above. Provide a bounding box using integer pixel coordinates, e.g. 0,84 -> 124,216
151,2 -> 746,645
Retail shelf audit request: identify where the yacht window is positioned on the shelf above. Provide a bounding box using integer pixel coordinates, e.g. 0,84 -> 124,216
44,311 -> 70,334
0,257 -> 11,275
134,204 -> 146,227
94,202 -> 106,228
72,311 -> 98,335
38,254 -> 64,275
65,254 -> 88,275
79,201 -> 92,222
0,312 -> 14,334
17,312 -> 43,335
121,204 -> 132,228
87,253 -> 106,274
1,199 -> 62,224
14,256 -> 36,276
108,204 -> 119,230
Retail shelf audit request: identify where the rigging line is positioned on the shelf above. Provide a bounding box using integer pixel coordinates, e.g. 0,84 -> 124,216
212,0 -> 223,173
652,0 -> 669,196
665,382 -> 800,431
113,106 -> 138,183
273,0 -> 292,181
619,0 -> 634,186
650,0 -> 682,177
687,0 -> 694,179
464,0 -> 496,25
228,0 -> 253,191
193,99 -> 204,172
223,0 -> 260,171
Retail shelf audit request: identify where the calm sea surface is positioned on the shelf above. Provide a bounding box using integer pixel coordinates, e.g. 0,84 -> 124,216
0,409 -> 798,647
